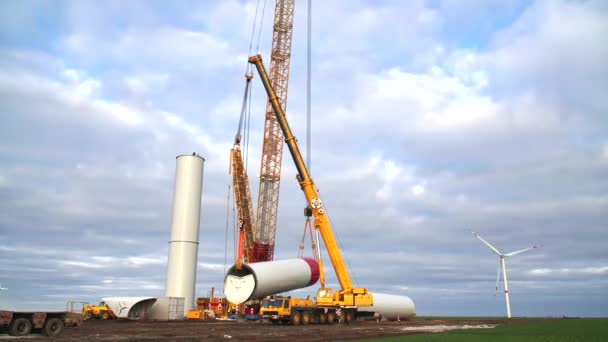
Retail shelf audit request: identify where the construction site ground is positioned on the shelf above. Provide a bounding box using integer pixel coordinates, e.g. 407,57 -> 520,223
3,317 -> 549,341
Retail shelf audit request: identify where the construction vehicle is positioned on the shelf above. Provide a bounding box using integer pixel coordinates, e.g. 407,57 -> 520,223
260,296 -> 316,324
248,54 -> 373,324
188,287 -> 235,320
83,301 -> 115,320
1,304 -> 83,337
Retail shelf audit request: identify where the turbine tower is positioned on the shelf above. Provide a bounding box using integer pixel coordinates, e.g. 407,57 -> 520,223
472,232 -> 541,318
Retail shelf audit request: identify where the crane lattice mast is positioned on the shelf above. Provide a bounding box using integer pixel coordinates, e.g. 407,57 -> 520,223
252,0 -> 295,262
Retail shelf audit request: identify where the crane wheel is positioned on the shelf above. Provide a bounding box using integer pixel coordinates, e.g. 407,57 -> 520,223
42,318 -> 64,337
344,310 -> 355,324
319,312 -> 327,324
84,310 -> 93,320
8,318 -> 32,336
301,311 -> 310,325
101,311 -> 109,320
290,311 -> 302,325
326,312 -> 335,324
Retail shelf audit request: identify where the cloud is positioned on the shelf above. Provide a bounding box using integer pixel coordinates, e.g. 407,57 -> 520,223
529,267 -> 608,276
457,0 -> 608,116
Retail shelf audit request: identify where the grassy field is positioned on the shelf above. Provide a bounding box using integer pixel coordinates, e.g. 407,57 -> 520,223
360,318 -> 608,342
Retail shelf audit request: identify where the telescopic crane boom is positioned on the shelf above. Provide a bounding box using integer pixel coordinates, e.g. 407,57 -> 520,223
248,54 -> 373,308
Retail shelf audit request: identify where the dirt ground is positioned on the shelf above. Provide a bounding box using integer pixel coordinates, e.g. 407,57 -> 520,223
10,317 -> 536,341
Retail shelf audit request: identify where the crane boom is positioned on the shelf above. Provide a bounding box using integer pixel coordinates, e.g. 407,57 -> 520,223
230,76 -> 255,266
249,54 -> 372,307
253,0 -> 296,262
230,146 -> 255,264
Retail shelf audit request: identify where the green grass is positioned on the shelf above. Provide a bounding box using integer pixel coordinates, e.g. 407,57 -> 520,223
358,318 -> 608,342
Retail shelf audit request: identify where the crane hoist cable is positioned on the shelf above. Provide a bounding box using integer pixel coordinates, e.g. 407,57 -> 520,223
241,0 -> 266,165
246,0 -> 261,76
255,0 -> 268,53
245,0 -> 268,76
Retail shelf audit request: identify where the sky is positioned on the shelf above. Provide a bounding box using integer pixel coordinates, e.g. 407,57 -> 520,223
0,0 -> 607,317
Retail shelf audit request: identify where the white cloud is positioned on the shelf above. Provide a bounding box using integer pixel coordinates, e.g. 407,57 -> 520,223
411,184 -> 426,196
602,143 -> 608,162
127,257 -> 165,267
63,26 -> 238,71
0,64 -> 145,127
161,111 -> 222,149
123,72 -> 169,95
198,262 -> 225,271
60,261 -> 106,269
529,267 -> 608,276
466,0 -> 608,115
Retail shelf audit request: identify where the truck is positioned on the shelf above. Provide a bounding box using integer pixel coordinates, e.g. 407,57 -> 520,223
248,54 -> 374,324
260,296 -> 321,324
0,310 -> 83,337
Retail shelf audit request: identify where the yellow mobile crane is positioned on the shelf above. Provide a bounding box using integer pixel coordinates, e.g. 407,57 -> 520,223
248,55 -> 373,324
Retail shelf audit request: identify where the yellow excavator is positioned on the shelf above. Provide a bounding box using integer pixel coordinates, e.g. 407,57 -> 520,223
248,55 -> 373,324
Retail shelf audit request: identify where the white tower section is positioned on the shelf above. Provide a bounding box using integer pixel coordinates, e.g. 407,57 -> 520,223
165,154 -> 205,315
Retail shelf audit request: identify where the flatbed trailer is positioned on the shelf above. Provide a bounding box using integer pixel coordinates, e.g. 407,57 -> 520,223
0,310 -> 83,337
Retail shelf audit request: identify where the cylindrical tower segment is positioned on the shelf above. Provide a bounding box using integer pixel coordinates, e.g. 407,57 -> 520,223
224,258 -> 319,304
165,154 -> 205,316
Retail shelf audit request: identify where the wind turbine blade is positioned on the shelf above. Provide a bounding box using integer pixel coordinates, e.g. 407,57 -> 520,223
504,245 -> 541,257
472,231 -> 502,255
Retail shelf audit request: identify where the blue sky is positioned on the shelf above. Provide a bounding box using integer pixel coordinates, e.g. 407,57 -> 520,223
1,0 -> 607,317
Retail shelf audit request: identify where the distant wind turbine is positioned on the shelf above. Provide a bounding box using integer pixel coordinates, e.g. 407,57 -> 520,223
472,231 -> 541,318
